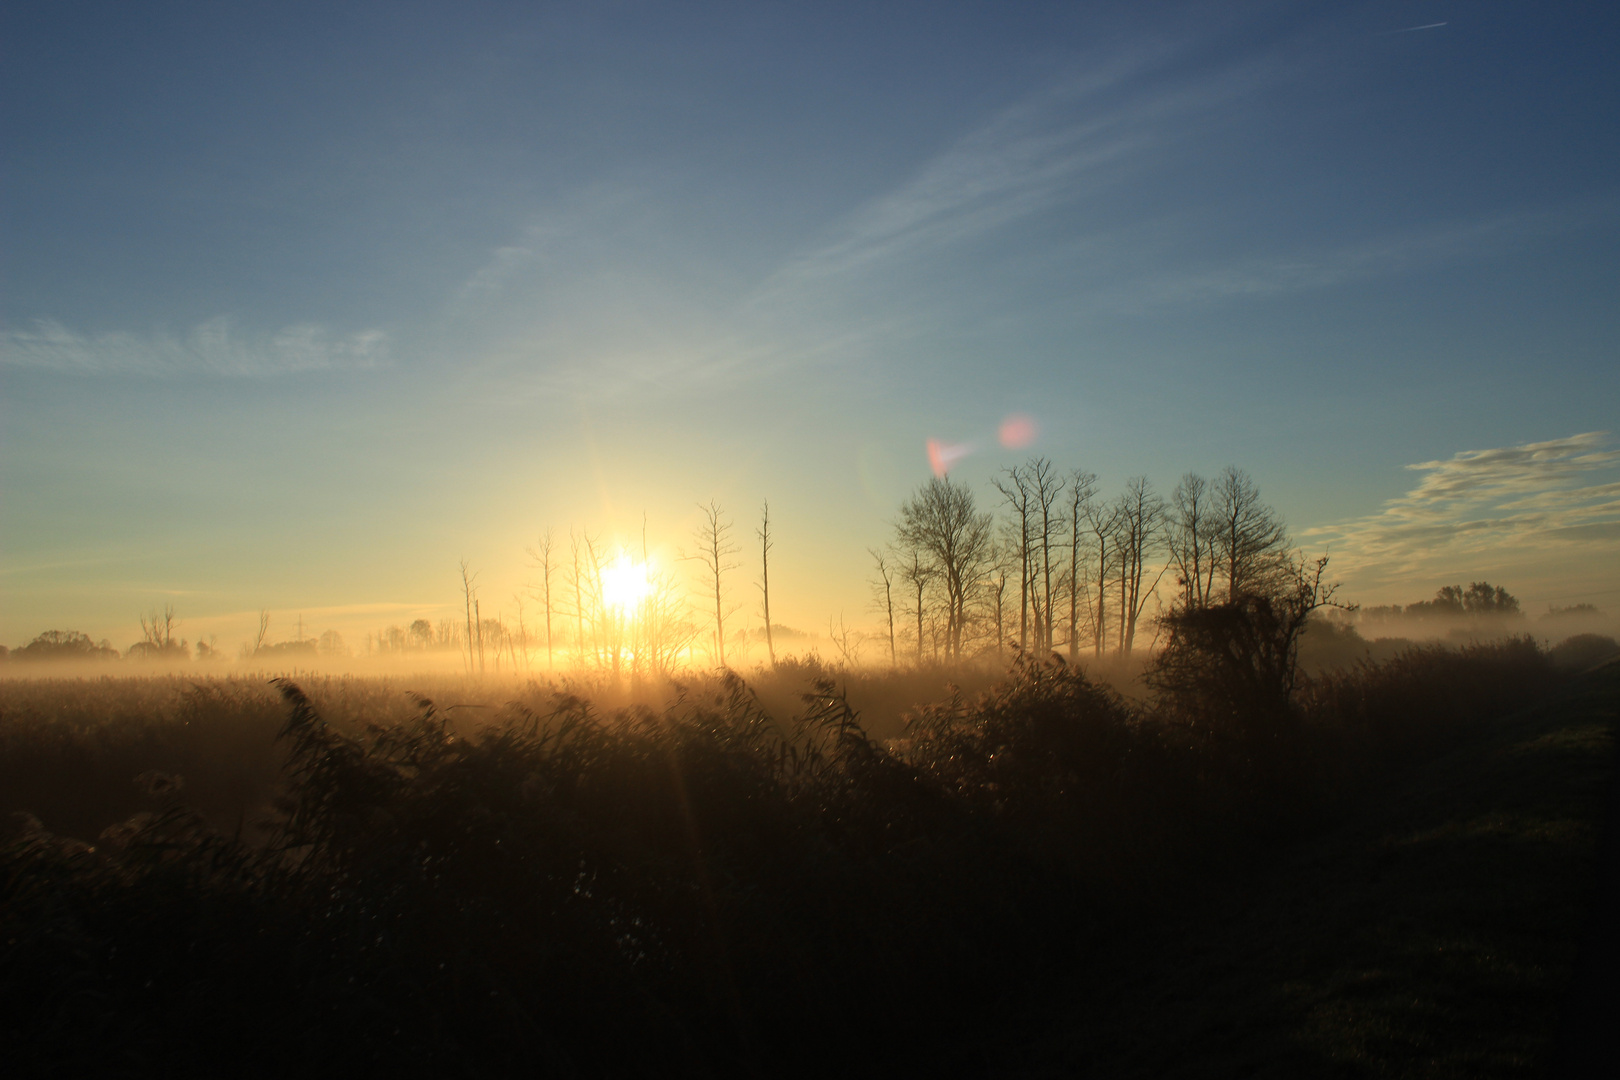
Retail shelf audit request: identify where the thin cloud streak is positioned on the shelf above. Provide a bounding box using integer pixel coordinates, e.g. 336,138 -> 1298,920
440,28 -> 1613,402
1087,199 -> 1620,314
446,41 -> 1265,399
0,317 -> 389,377
757,44 -> 1254,295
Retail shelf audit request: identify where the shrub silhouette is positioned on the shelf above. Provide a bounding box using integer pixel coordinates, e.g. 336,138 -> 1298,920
0,639 -> 1572,1075
1548,632 -> 1619,672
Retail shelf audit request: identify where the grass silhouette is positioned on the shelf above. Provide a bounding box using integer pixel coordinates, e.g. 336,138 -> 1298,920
1,638 -> 1609,1076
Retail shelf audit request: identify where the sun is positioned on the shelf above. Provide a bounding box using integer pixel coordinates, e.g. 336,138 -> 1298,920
601,554 -> 652,612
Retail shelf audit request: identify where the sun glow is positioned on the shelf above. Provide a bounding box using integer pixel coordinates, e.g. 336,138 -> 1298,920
601,554 -> 653,613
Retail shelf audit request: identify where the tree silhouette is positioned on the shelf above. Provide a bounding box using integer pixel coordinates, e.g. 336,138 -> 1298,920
1168,472 -> 1217,611
527,529 -> 556,670
869,547 -> 898,670
688,501 -> 738,668
1211,467 -> 1291,604
1065,470 -> 1098,661
1112,477 -> 1166,657
895,477 -> 994,665
758,501 -> 776,668
993,464 -> 1034,652
1148,555 -> 1348,731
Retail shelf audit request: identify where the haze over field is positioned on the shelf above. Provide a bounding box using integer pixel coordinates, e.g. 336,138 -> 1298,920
3,1 -> 1617,656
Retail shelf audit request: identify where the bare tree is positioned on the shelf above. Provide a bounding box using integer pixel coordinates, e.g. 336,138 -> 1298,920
1113,477 -> 1167,657
688,501 -> 739,668
1211,467 -> 1292,603
527,529 -> 556,670
827,613 -> 863,668
641,562 -> 697,675
512,594 -> 531,671
253,610 -> 271,654
896,539 -> 935,666
1028,458 -> 1066,653
459,560 -> 479,674
1147,554 -> 1350,730
758,500 -> 776,668
1066,470 -> 1098,661
564,529 -> 610,670
992,465 -> 1034,652
475,597 -> 486,674
985,552 -> 1011,664
1082,496 -> 1121,657
895,477 -> 995,665
581,532 -> 622,677
1168,473 -> 1217,611
141,604 -> 179,650
869,547 -> 898,669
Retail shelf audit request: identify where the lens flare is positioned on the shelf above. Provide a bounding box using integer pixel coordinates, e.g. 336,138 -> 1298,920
999,414 -> 1038,449
927,438 -> 974,477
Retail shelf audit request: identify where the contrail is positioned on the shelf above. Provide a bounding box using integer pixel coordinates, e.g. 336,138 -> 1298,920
1383,21 -> 1448,34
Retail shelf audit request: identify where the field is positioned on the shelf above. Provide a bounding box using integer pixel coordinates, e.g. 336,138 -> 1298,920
3,638 -> 1616,1077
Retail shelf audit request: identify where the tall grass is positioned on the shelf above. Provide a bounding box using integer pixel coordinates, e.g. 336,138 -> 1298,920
0,638 -> 1568,1075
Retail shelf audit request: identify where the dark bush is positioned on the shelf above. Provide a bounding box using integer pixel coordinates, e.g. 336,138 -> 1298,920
3,674 -> 1060,1076
1548,633 -> 1620,672
0,638 -> 1574,1076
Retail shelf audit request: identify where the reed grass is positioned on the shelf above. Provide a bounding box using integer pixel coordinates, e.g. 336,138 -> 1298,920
0,638 -> 1595,1076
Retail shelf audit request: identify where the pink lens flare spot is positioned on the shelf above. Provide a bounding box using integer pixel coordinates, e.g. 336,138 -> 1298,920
926,438 -> 973,478
999,414 -> 1039,449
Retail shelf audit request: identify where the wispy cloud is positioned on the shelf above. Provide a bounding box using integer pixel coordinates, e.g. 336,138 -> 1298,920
1096,201 -> 1618,313
1304,433 -> 1620,587
760,46 -> 1251,293
443,22 -> 1614,401
456,244 -> 540,302
0,317 -> 389,377
741,41 -> 1612,358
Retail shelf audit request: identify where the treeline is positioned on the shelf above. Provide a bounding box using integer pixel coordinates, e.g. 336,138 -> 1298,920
505,464 -> 1306,678
1356,585 -> 1610,636
8,463 -> 1606,676
867,463 -> 1302,668
3,607 -> 317,666
0,607 -> 223,665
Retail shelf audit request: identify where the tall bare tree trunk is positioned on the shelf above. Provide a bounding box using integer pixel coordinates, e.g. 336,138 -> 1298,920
460,560 -> 477,674
758,500 -> 776,668
994,466 -> 1032,652
688,501 -> 737,669
870,548 -> 897,670
1028,458 -> 1065,654
529,530 -> 555,670
1068,471 -> 1097,662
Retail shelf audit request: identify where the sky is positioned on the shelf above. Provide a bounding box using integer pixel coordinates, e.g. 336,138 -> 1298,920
3,0 -> 1618,654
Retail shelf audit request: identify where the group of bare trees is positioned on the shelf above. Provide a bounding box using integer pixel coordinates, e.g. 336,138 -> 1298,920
459,465 -> 1296,678
512,500 -> 785,678
520,527 -> 694,678
871,462 -> 1298,668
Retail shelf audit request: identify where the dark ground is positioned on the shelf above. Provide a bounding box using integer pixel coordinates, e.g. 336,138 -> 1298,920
1002,662 -> 1620,1078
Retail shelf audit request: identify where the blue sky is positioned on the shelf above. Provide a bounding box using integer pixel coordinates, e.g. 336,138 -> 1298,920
3,0 -> 1617,651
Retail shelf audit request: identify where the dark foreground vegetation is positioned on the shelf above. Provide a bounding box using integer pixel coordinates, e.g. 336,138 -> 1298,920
3,633 -> 1617,1077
